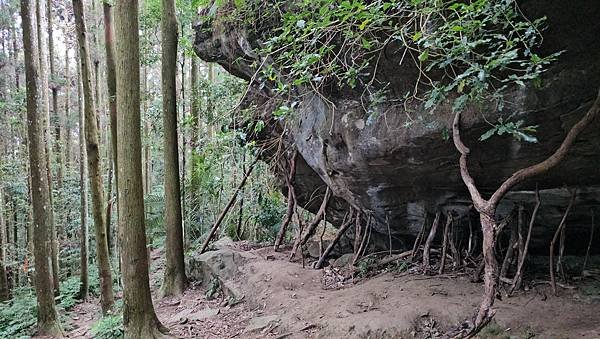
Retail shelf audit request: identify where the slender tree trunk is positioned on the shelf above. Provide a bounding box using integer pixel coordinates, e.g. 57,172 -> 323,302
11,23 -> 20,89
114,1 -> 167,337
142,65 -> 151,196
20,0 -> 63,334
36,0 -> 60,296
64,46 -> 71,172
72,0 -> 114,314
47,0 -> 64,189
103,2 -> 119,258
160,0 -> 186,297
77,57 -> 89,300
0,187 -> 9,301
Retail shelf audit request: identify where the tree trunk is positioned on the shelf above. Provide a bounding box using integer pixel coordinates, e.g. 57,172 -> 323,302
160,0 -> 186,297
114,1 -> 167,337
475,212 -> 498,327
103,2 -> 119,258
77,57 -> 89,300
20,0 -> 63,334
36,0 -> 60,296
0,187 -> 9,301
64,46 -> 71,172
47,0 -> 64,189
72,0 -> 114,315
451,90 -> 599,335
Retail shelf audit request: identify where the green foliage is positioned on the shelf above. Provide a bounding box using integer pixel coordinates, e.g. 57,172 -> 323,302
56,276 -> 83,310
355,256 -> 377,278
0,288 -> 37,338
91,315 -> 124,339
479,118 -> 538,143
204,0 -> 560,139
253,190 -> 285,242
244,0 -> 557,106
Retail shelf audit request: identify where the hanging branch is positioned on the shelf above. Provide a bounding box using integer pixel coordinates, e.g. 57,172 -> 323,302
549,189 -> 576,296
200,155 -> 260,254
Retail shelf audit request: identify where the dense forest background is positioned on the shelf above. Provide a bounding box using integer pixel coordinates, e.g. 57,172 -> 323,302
0,0 -> 290,337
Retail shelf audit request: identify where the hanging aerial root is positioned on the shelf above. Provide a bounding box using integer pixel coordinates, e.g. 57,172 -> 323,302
582,208 -> 595,275
411,214 -> 427,262
509,187 -> 541,295
352,214 -> 371,266
290,187 -> 331,261
315,208 -> 355,269
439,213 -> 452,275
274,150 -> 298,251
422,211 -> 441,273
549,189 -> 576,296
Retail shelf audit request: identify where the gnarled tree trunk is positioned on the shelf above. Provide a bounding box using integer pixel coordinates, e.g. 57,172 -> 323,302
451,89 -> 600,336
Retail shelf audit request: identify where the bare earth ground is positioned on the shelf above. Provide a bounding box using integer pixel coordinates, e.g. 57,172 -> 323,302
62,244 -> 600,339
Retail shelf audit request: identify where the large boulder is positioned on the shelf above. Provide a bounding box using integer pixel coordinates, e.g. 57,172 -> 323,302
193,0 -> 600,254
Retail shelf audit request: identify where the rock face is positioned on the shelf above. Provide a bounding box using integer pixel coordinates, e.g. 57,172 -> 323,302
194,0 -> 600,254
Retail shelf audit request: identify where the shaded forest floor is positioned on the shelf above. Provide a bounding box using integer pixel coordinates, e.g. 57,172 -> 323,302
61,243 -> 600,339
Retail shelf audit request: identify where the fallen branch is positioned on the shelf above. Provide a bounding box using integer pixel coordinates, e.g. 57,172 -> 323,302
377,250 -> 413,267
199,156 -> 260,254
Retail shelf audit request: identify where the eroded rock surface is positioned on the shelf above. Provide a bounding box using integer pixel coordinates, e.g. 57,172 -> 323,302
193,0 -> 600,253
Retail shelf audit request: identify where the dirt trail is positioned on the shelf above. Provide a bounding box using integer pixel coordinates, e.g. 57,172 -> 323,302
63,244 -> 600,338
